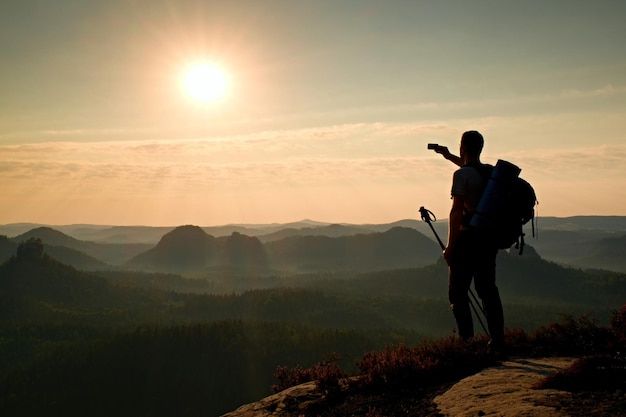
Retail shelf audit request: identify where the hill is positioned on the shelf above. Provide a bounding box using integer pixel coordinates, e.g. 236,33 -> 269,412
0,239 -> 119,311
529,229 -> 626,272
126,225 -> 439,274
289,246 -> 626,315
579,234 -> 626,272
527,216 -> 626,272
495,245 -> 626,305
537,215 -> 626,231
263,227 -> 440,273
62,225 -> 177,243
15,226 -> 83,247
128,225 -> 218,271
9,227 -> 153,266
1,232 -> 109,271
256,223 -> 375,243
127,226 -> 268,273
41,244 -> 110,270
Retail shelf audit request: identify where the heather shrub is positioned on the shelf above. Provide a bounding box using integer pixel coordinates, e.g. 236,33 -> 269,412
528,307 -> 626,393
310,359 -> 348,395
356,336 -> 496,388
536,355 -> 626,392
522,313 -> 615,357
272,364 -> 314,393
272,353 -> 347,394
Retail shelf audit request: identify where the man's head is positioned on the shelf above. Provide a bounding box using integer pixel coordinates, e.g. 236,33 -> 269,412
460,130 -> 484,159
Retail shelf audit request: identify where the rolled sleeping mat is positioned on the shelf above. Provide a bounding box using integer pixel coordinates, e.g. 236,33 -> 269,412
470,159 -> 521,230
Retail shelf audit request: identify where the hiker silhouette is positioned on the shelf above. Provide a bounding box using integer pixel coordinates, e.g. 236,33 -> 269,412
432,131 -> 505,354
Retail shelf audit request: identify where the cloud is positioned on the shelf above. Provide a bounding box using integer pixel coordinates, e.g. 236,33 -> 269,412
2,122 -> 624,186
498,144 -> 626,181
560,84 -> 626,99
1,118 -> 625,224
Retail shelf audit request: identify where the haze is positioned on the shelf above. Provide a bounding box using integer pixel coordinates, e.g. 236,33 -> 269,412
1,0 -> 625,226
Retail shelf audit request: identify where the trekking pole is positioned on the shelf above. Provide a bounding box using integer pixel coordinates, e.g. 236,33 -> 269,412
467,291 -> 490,338
419,207 -> 445,249
419,206 -> 490,337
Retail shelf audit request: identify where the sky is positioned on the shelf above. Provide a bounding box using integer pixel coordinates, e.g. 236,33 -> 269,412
1,0 -> 625,226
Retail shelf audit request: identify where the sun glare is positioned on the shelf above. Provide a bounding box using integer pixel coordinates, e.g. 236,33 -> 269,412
182,63 -> 229,103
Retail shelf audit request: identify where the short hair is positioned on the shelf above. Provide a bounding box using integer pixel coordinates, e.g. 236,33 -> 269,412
461,130 -> 484,157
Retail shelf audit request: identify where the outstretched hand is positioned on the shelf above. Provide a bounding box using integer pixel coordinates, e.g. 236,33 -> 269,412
432,145 -> 462,167
433,145 -> 451,157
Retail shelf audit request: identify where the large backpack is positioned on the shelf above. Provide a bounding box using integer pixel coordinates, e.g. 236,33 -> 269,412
470,160 -> 537,254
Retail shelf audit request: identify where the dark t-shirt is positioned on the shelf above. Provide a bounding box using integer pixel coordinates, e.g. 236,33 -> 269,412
451,165 -> 485,213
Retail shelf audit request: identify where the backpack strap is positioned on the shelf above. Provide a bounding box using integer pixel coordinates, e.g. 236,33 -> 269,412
463,162 -> 493,227
465,161 -> 493,183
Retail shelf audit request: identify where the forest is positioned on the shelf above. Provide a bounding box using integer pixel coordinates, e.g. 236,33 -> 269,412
1,222 -> 625,416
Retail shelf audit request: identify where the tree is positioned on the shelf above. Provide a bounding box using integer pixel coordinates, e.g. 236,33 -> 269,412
16,238 -> 44,261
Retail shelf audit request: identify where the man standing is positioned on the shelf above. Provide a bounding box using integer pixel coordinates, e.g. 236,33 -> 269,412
434,131 -> 505,354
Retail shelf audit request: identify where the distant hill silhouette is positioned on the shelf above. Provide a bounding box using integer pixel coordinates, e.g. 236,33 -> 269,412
495,245 -> 626,305
127,226 -> 267,273
42,244 -> 109,270
128,225 -> 217,271
6,225 -> 441,274
0,239 -> 117,309
293,244 -> 626,309
264,226 -> 440,272
530,230 -> 626,272
9,227 -> 151,266
220,231 -> 268,268
2,216 -> 625,274
125,225 -> 439,274
537,216 -> 626,231
67,225 -> 176,244
14,226 -> 84,248
2,230 -> 108,270
257,223 -> 375,243
579,234 -> 626,272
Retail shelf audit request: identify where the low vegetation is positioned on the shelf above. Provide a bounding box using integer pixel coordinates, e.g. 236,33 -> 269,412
270,308 -> 626,416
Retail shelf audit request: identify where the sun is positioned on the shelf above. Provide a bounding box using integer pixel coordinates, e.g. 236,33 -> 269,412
182,63 -> 229,103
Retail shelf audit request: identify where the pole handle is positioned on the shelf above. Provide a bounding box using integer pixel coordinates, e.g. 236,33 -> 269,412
419,206 -> 445,250
419,206 -> 437,224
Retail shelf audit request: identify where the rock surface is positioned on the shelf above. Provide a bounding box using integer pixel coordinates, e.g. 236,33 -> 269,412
435,357 -> 575,417
222,357 -> 575,417
221,381 -> 322,417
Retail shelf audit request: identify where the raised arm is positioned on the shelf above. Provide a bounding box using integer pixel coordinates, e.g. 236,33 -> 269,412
432,145 -> 462,167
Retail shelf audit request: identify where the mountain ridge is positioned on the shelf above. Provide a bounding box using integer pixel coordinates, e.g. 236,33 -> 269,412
3,215 -> 625,240
2,216 -> 625,272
